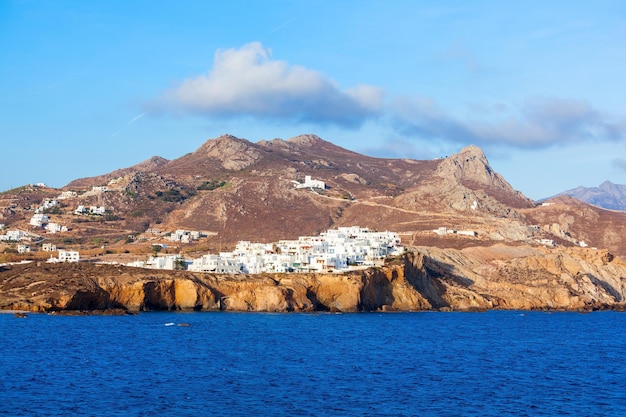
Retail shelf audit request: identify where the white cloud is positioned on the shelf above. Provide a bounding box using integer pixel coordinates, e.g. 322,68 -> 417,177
390,95 -> 626,149
153,42 -> 383,127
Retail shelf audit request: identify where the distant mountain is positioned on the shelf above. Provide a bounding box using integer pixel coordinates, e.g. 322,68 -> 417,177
550,181 -> 626,211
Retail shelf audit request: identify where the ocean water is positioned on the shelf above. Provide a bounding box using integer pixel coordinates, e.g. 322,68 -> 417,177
1,311 -> 625,416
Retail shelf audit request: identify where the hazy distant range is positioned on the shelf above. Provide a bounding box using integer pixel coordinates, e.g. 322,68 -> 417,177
548,181 -> 626,211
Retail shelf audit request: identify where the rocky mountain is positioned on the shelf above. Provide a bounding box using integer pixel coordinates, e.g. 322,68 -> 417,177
1,133 -> 625,259
2,133 -> 626,314
548,181 -> 626,211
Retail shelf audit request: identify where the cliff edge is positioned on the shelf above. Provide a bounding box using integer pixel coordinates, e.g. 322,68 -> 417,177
2,246 -> 625,313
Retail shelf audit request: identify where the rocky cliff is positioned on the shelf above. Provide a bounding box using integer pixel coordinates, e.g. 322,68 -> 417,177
2,246 -> 625,314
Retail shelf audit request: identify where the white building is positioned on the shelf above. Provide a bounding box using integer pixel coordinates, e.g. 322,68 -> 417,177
89,206 -> 106,215
29,213 -> 50,227
58,250 -> 80,262
145,255 -> 186,270
74,205 -> 86,215
45,222 -> 68,234
92,186 -> 108,193
42,243 -> 57,252
188,254 -> 242,273
17,244 -> 30,254
35,199 -> 59,214
169,230 -> 202,243
57,191 -> 77,199
433,227 -> 476,237
295,175 -> 326,190
0,230 -> 27,242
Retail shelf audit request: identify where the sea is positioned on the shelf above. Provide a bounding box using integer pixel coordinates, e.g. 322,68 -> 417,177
1,310 -> 625,416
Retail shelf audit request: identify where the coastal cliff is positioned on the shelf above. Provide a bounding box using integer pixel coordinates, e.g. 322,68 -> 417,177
1,246 -> 625,313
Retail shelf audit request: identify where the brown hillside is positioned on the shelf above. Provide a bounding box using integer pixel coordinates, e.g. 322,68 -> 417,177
1,134 -> 623,259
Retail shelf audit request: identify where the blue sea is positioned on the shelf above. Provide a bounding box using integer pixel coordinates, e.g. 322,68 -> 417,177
1,311 -> 625,416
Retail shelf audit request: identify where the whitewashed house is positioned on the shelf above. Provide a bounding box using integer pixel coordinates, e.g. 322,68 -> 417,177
143,255 -> 186,270
35,199 -> 59,214
295,175 -> 326,190
89,206 -> 106,215
45,222 -> 68,233
42,243 -> 57,252
169,230 -> 197,243
58,250 -> 80,262
29,213 -> 50,227
57,191 -> 77,199
17,244 -> 30,254
188,254 -> 242,273
74,205 -> 86,215
0,230 -> 27,242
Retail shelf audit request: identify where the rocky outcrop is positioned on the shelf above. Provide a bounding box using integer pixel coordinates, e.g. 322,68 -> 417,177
196,134 -> 262,170
1,247 -> 625,313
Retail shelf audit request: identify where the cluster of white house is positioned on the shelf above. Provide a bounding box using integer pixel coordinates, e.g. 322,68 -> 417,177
35,199 -> 59,213
29,213 -> 69,233
169,229 -> 204,243
74,205 -> 106,215
0,229 -> 31,242
128,226 -> 403,274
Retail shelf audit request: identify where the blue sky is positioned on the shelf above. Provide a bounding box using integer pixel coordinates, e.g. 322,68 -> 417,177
1,0 -> 625,199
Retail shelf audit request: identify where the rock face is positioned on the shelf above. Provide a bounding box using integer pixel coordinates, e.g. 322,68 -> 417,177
2,247 -> 625,313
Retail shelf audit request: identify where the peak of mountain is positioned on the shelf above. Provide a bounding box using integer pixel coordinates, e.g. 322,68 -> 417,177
434,145 -> 533,210
437,145 -> 496,184
286,134 -> 324,146
193,134 -> 262,171
549,181 -> 626,211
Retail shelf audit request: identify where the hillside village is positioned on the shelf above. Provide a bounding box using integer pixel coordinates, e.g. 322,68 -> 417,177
127,226 -> 403,274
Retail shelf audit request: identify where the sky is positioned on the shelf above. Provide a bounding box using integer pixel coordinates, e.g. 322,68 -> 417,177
1,0 -> 625,200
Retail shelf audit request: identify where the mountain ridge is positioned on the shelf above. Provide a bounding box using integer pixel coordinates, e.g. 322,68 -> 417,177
1,133 -> 625,259
546,181 -> 626,211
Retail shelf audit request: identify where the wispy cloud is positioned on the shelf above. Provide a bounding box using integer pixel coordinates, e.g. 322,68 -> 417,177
127,112 -> 145,125
390,95 -> 626,149
151,42 -> 384,128
112,112 -> 147,137
270,18 -> 296,33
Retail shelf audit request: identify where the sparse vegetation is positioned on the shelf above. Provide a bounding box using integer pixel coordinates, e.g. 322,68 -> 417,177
43,206 -> 63,215
124,189 -> 138,199
130,210 -> 144,218
197,179 -> 227,191
104,213 -> 121,221
152,189 -> 192,203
